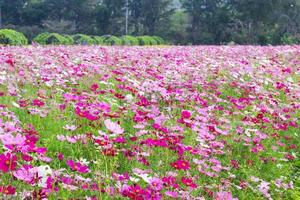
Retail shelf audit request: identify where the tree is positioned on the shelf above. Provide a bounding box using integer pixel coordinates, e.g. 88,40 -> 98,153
128,0 -> 143,35
40,0 -> 99,34
181,0 -> 236,44
230,0 -> 300,44
0,0 -> 300,44
95,4 -> 111,35
20,1 -> 48,26
98,0 -> 126,35
0,0 -> 27,25
167,10 -> 189,44
140,0 -> 174,35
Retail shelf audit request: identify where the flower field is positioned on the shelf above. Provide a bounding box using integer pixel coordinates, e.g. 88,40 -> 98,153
0,45 -> 299,199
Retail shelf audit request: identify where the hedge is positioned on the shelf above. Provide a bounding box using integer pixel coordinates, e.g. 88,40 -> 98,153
102,35 -> 122,45
72,34 -> 95,45
1,29 -> 166,46
121,35 -> 139,46
280,33 -> 300,45
0,29 -> 28,45
91,36 -> 105,45
63,35 -> 75,45
152,36 -> 165,45
137,36 -> 158,46
33,33 -> 72,45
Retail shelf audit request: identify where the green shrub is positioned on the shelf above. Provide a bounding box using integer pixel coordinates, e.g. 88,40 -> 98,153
137,36 -> 149,45
288,190 -> 300,200
33,32 -> 70,45
32,32 -> 49,44
137,36 -> 158,45
121,35 -> 139,45
148,36 -> 158,45
280,33 -> 300,45
62,35 -> 74,45
0,29 -> 28,45
151,36 -> 165,45
91,36 -> 105,45
31,33 -> 166,46
102,35 -> 122,46
72,34 -> 95,45
257,34 -> 272,45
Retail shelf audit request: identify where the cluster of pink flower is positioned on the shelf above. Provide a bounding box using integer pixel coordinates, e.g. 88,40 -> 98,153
0,45 -> 299,199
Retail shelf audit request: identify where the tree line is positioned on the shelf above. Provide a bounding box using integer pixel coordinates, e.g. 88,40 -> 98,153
0,0 -> 300,45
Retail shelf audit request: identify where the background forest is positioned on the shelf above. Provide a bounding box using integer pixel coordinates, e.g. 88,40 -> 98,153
0,0 -> 300,45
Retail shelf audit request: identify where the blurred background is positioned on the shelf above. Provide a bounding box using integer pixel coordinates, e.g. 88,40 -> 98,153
0,0 -> 300,45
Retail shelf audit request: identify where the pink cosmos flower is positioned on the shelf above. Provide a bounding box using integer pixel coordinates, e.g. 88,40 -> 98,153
122,184 -> 146,199
181,177 -> 197,188
215,191 -> 237,200
13,165 -> 34,183
22,154 -> 33,162
57,153 -> 64,161
258,181 -> 271,198
0,185 -> 16,195
90,83 -> 99,92
149,177 -> 163,191
66,136 -> 77,143
162,176 -> 177,187
165,191 -> 178,198
63,125 -> 77,131
57,135 -> 66,141
104,119 -> 124,134
0,133 -> 26,147
152,123 -> 161,130
37,154 -> 52,163
113,136 -> 127,143
32,99 -> 45,107
181,110 -> 191,119
67,160 -> 89,173
171,159 -> 190,170
285,153 -> 295,161
0,153 -> 17,172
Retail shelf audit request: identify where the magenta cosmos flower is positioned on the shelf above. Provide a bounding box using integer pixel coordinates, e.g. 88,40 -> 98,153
66,160 -> 89,173
0,153 -> 17,172
181,177 -> 197,188
181,110 -> 191,119
171,159 -> 190,170
32,99 -> 45,107
149,177 -> 163,191
0,185 -> 16,195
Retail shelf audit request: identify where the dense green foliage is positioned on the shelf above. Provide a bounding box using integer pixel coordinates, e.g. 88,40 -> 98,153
33,32 -> 72,45
31,32 -> 164,46
137,36 -> 159,45
102,35 -> 123,45
0,0 -> 300,44
181,0 -> 300,45
91,36 -> 105,45
152,36 -> 165,45
72,34 -> 95,45
280,33 -> 300,44
0,29 -> 28,45
62,34 -> 75,45
121,35 -> 139,45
